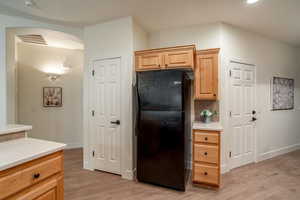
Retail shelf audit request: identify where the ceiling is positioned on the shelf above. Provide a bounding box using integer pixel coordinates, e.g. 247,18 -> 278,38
0,0 -> 299,46
12,28 -> 84,50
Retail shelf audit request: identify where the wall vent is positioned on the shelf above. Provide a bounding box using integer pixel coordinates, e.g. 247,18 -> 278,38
18,34 -> 47,45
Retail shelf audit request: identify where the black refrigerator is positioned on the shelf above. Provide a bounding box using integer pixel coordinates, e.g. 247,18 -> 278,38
136,70 -> 191,191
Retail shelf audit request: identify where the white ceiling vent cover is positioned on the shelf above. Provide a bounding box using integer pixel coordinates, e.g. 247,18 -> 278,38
18,34 -> 47,45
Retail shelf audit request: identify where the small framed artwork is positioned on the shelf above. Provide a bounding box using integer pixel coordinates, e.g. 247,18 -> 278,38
43,87 -> 63,107
271,77 -> 294,110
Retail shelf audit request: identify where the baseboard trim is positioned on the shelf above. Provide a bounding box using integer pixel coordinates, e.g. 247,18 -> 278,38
122,169 -> 134,180
83,160 -> 93,171
221,164 -> 229,174
65,143 -> 83,150
257,143 -> 300,162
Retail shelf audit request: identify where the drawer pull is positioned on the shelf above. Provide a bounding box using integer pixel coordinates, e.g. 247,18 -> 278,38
205,137 -> 208,141
204,172 -> 208,176
33,173 -> 40,179
204,152 -> 208,156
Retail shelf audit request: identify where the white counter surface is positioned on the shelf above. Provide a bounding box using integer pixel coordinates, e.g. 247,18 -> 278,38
0,124 -> 32,135
193,121 -> 223,131
0,138 -> 66,171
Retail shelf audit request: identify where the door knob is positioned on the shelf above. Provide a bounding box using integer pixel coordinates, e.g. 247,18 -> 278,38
111,120 -> 120,125
33,173 -> 40,179
252,117 -> 257,122
252,110 -> 256,115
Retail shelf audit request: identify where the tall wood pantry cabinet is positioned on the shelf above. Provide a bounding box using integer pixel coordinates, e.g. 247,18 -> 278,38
194,48 -> 220,100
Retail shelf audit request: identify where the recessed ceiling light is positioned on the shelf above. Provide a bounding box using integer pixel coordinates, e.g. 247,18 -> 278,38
247,0 -> 260,4
25,0 -> 35,7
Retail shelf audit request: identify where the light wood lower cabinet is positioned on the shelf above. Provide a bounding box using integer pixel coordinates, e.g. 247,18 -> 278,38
0,151 -> 64,200
193,130 -> 221,187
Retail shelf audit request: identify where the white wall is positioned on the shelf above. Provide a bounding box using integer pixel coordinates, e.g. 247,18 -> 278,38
17,43 -> 83,148
83,17 -> 135,179
149,23 -> 221,50
148,22 -> 300,173
221,24 -> 300,164
133,21 -> 148,51
0,13 -> 82,127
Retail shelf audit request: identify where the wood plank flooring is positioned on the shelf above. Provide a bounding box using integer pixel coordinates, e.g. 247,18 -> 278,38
64,149 -> 300,200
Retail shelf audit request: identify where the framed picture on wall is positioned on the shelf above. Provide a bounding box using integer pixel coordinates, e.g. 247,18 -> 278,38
271,77 -> 294,110
43,87 -> 63,107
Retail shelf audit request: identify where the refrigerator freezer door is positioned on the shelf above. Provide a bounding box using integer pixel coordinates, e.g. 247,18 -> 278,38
137,70 -> 184,111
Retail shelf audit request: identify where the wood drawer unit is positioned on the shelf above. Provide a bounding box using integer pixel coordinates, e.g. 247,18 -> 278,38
194,144 -> 219,164
193,130 -> 221,187
194,131 -> 219,144
194,163 -> 218,185
0,151 -> 64,200
135,45 -> 196,71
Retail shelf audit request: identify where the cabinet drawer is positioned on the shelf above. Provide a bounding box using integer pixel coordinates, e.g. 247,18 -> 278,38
194,131 -> 219,144
7,176 -> 60,200
194,144 -> 219,164
193,163 -> 219,185
0,155 -> 62,199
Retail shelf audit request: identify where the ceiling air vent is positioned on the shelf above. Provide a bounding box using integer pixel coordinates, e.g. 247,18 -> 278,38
18,34 -> 47,45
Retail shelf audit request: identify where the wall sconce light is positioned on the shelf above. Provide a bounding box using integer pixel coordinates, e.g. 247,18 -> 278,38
47,73 -> 61,82
42,63 -> 71,82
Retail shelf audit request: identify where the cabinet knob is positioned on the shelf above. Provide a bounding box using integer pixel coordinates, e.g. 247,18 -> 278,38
158,64 -> 160,67
213,94 -> 216,97
33,173 -> 40,179
165,64 -> 168,67
204,137 -> 208,141
204,152 -> 208,156
204,172 -> 208,176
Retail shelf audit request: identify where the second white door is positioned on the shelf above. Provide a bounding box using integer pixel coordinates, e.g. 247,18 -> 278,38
92,58 -> 121,175
229,61 -> 256,169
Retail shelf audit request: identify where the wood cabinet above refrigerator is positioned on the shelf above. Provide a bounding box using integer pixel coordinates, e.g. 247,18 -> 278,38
135,45 -> 196,71
194,48 -> 220,100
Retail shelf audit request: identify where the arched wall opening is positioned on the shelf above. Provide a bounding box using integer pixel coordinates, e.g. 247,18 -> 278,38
6,27 -> 84,148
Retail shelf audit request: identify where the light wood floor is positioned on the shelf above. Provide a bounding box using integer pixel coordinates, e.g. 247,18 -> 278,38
64,149 -> 300,200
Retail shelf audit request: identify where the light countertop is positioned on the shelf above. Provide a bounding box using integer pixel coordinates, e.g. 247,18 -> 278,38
0,138 -> 66,171
0,124 -> 32,135
193,121 -> 223,131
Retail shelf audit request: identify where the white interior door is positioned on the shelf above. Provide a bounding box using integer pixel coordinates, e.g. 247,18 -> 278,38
229,61 -> 256,169
92,58 -> 121,175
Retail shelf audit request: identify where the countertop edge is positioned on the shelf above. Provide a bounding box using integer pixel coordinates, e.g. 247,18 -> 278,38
0,124 -> 33,135
192,121 -> 223,131
0,140 -> 66,171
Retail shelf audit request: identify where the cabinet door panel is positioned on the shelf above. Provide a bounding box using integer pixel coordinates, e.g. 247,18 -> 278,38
164,50 -> 194,69
136,53 -> 163,71
194,49 -> 219,100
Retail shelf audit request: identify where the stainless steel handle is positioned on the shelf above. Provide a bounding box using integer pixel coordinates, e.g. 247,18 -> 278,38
111,120 -> 120,125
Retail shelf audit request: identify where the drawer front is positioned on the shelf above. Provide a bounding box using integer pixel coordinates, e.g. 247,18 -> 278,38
7,177 -> 60,200
194,144 -> 219,164
193,163 -> 219,185
35,189 -> 56,200
194,131 -> 219,144
0,155 -> 62,199
22,155 -> 62,186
